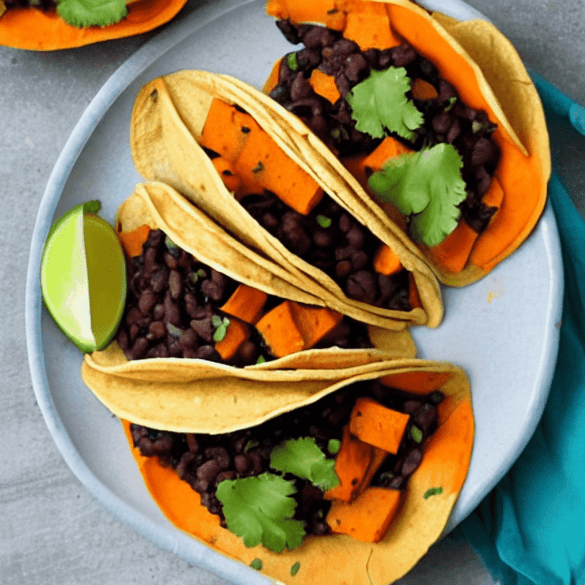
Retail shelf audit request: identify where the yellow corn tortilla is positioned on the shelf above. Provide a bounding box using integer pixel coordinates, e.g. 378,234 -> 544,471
129,70 -> 444,329
120,360 -> 474,585
82,183 -> 417,433
263,0 -> 550,286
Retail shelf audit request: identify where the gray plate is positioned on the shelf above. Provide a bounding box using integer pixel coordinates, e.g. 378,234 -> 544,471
25,1 -> 563,583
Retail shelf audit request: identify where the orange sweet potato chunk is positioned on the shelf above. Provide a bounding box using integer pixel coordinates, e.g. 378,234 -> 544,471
255,301 -> 306,358
349,397 -> 410,454
324,425 -> 374,502
219,284 -> 267,325
326,486 -> 403,542
215,319 -> 250,361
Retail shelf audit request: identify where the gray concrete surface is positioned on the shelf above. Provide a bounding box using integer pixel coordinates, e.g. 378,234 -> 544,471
1,1 -> 583,584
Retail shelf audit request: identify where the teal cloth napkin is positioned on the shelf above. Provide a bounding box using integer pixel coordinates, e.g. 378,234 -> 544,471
454,75 -> 585,585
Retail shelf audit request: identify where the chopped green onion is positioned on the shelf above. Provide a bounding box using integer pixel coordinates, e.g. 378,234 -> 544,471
286,52 -> 298,71
327,439 -> 341,455
316,214 -> 332,229
290,562 -> 301,576
250,558 -> 263,571
423,486 -> 443,499
410,425 -> 423,443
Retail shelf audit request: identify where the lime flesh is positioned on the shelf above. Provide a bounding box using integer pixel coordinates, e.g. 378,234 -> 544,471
40,204 -> 127,353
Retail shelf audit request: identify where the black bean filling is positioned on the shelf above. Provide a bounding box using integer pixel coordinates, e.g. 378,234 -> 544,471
116,228 -> 372,364
239,192 -> 411,310
131,379 -> 444,537
270,20 -> 501,233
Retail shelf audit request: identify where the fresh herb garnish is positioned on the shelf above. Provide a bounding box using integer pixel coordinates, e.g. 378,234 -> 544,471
211,315 -> 230,342
286,52 -> 298,71
444,96 -> 457,111
250,558 -> 263,570
190,268 -> 207,284
346,67 -> 423,141
316,214 -> 332,228
368,143 -> 467,246
270,437 -> 340,491
256,355 -> 266,365
423,486 -> 444,499
56,0 -> 128,28
216,473 -> 306,552
410,425 -> 423,443
327,439 -> 341,455
290,562 -> 301,576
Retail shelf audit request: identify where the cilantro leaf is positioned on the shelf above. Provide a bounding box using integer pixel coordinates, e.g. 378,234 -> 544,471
270,437 -> 340,491
216,473 -> 305,552
368,143 -> 467,246
346,67 -> 423,141
56,0 -> 128,28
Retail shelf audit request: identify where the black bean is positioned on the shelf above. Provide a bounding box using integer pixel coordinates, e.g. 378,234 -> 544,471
197,459 -> 220,484
138,288 -> 157,316
401,448 -> 423,476
190,317 -> 213,343
163,292 -> 181,326
205,446 -> 231,470
390,44 -> 417,66
185,433 -> 199,453
351,250 -> 369,271
195,345 -> 218,361
168,269 -> 182,299
336,260 -> 353,279
301,26 -> 338,49
146,320 -> 166,341
290,71 -> 313,100
346,270 -> 377,304
129,337 -> 148,360
345,225 -> 365,248
313,229 -> 332,248
344,53 -> 368,83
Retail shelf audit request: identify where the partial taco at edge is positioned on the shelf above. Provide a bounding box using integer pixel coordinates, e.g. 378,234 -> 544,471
129,69 -> 444,330
118,359 -> 474,585
262,0 -> 550,286
0,0 -> 187,50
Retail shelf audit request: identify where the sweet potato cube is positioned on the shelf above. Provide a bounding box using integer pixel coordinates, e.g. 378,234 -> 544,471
255,301 -> 305,358
349,397 -> 410,454
326,487 -> 403,542
343,1 -> 403,50
200,99 -> 260,162
211,156 -> 242,194
411,78 -> 439,100
219,284 -> 267,325
309,69 -> 341,104
233,128 -> 323,215
214,319 -> 250,361
324,425 -> 374,502
289,304 -> 343,349
373,244 -> 402,275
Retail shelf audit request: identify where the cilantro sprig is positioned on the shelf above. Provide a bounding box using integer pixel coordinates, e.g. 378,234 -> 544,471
368,143 -> 467,246
270,437 -> 340,491
346,67 -> 423,141
216,473 -> 306,553
56,0 -> 128,28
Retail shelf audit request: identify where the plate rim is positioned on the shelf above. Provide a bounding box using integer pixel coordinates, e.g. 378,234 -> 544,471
24,1 -> 562,582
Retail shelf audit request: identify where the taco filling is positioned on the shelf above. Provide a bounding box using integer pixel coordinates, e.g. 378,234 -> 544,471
196,99 -> 415,313
117,226 -> 373,364
127,375 -> 445,547
266,19 -> 501,245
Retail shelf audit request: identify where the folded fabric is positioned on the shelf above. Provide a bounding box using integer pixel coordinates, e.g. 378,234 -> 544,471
454,76 -> 585,585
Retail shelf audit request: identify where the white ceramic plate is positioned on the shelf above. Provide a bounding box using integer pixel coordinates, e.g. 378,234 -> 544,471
25,1 -> 563,583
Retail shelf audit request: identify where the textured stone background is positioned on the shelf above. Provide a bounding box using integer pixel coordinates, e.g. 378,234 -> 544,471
1,1 -> 583,584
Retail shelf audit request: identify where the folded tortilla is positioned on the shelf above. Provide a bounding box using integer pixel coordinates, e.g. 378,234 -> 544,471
81,182 -> 416,433
120,359 -> 474,585
129,69 -> 444,329
262,0 -> 550,286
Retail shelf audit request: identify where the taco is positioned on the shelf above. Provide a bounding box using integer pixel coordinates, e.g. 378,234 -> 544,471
80,180 -> 418,431
118,359 -> 474,585
0,0 -> 187,50
129,69 -> 443,330
262,0 -> 550,286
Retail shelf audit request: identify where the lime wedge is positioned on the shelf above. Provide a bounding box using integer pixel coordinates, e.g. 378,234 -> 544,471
40,202 -> 127,353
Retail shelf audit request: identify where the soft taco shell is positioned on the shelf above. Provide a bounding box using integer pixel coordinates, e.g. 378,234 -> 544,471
120,359 -> 474,585
81,182 -> 417,432
0,0 -> 187,50
263,0 -> 550,286
129,69 -> 443,329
